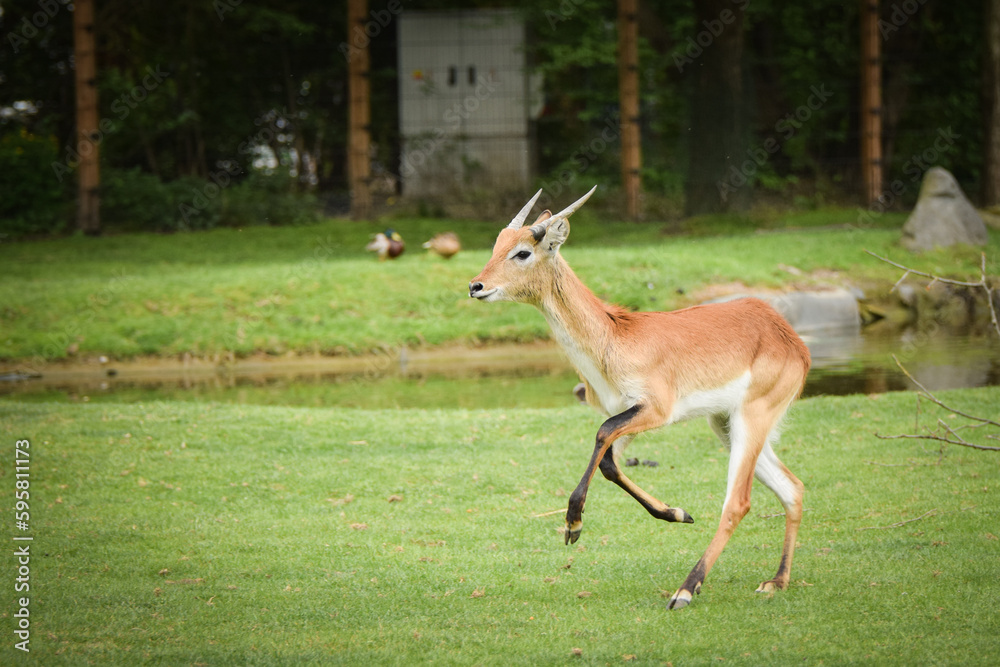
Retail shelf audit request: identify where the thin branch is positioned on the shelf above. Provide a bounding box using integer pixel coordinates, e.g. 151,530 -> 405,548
875,430 -> 1000,451
891,269 -> 912,293
983,253 -> 1000,336
865,250 -> 984,288
863,459 -> 938,467
892,356 -> 1000,428
532,509 -> 566,518
866,250 -> 1000,339
857,508 -> 940,531
857,505 -> 976,531
760,508 -> 812,519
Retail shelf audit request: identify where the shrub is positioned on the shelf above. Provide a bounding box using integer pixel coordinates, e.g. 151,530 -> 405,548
0,128 -> 70,237
101,167 -> 177,231
219,171 -> 320,227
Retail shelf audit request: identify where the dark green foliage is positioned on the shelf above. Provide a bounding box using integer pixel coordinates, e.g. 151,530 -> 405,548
100,168 -> 180,232
0,127 -> 71,236
219,171 -> 321,228
0,0 -> 991,231
99,168 -> 320,232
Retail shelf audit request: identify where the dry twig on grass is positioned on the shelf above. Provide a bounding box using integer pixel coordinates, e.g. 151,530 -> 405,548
856,505 -> 977,531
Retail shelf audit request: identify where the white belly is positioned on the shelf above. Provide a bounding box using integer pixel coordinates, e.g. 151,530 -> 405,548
668,371 -> 751,424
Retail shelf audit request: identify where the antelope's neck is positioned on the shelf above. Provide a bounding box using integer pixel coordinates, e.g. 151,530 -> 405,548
538,259 -> 625,412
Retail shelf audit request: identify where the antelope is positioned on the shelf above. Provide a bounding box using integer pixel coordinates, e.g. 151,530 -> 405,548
468,187 -> 810,609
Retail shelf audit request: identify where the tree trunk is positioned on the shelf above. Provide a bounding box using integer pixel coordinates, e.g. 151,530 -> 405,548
74,0 -> 100,235
683,0 -> 746,216
618,0 -> 641,220
347,0 -> 372,220
985,0 -> 1000,206
859,0 -> 883,205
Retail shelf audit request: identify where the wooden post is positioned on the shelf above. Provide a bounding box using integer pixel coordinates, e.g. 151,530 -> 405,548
348,0 -> 372,220
74,0 -> 100,234
860,0 -> 883,205
618,0 -> 641,220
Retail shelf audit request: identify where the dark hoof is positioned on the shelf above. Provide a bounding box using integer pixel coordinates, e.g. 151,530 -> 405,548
625,458 -> 639,467
667,590 -> 692,610
661,508 -> 694,523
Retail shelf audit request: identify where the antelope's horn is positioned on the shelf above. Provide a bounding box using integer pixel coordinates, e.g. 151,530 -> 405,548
549,185 -> 597,222
529,186 -> 597,240
507,189 -> 543,229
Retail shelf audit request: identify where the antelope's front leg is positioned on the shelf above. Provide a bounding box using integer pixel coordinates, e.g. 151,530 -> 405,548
564,406 -> 645,544
564,443 -> 606,544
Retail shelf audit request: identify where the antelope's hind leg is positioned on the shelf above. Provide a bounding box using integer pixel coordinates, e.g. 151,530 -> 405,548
751,439 -> 803,594
667,407 -> 769,610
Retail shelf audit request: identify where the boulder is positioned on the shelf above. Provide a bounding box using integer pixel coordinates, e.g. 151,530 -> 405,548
705,289 -> 861,335
901,167 -> 989,251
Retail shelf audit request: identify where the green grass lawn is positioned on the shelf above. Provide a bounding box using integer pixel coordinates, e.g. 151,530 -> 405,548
3,207 -> 996,363
2,387 -> 999,664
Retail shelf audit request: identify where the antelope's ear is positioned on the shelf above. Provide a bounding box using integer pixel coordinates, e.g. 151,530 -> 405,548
540,218 -> 569,253
531,210 -> 552,225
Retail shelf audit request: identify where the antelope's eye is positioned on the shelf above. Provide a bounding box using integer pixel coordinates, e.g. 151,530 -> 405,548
513,250 -> 531,261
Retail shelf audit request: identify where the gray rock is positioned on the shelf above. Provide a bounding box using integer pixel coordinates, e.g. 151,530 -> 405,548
902,167 -> 989,250
707,289 -> 861,336
705,290 -> 863,368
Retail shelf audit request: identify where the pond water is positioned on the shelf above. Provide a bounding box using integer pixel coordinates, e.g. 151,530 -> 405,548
2,327 -> 999,409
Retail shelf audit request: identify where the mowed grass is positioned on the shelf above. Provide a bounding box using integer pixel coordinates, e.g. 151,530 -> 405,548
3,207 -> 997,362
2,387 -> 999,665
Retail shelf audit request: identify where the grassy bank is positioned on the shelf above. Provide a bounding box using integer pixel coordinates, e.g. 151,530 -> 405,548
2,387 -> 999,664
2,207 -> 996,364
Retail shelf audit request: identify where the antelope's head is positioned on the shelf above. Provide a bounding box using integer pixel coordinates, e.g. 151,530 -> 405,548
468,186 -> 597,304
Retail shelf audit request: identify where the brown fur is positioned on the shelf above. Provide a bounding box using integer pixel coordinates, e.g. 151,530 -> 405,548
470,204 -> 810,609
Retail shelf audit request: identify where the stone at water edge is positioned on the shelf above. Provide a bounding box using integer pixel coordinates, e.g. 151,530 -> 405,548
901,167 -> 989,251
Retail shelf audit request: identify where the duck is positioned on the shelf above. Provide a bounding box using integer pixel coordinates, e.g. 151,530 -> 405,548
366,228 -> 405,260
421,232 -> 461,259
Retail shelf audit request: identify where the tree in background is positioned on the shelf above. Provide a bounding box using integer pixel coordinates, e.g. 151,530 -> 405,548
0,0 -> 994,235
73,0 -> 100,234
985,0 -> 1000,207
682,0 -> 747,215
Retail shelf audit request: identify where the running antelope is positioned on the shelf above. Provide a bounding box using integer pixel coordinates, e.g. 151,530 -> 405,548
468,188 -> 810,609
